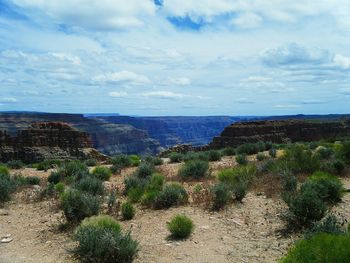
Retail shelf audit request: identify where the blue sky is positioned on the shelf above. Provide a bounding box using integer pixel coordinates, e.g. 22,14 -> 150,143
1,0 -> 350,116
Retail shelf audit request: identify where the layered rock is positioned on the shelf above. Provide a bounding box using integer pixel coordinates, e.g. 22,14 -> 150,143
0,122 -> 106,163
210,119 -> 350,148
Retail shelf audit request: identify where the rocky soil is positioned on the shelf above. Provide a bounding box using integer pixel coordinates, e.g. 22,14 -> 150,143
1,159 -> 349,263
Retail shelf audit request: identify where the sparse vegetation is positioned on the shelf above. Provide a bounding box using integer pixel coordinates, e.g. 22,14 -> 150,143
74,215 -> 138,263
207,150 -> 221,161
75,175 -> 105,196
211,183 -> 231,210
154,183 -> 188,209
235,154 -> 247,165
169,152 -> 183,163
167,214 -> 194,239
92,166 -> 112,181
179,160 -> 209,179
7,160 -> 25,169
121,202 -> 136,220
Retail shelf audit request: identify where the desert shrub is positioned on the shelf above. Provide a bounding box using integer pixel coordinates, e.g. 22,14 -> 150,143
304,214 -> 347,238
25,176 -> 41,185
36,161 -> 50,171
197,152 -> 210,161
74,215 -> 138,263
7,160 -> 25,169
285,187 -> 326,228
48,171 -> 61,184
154,183 -> 188,209
211,183 -> 231,210
182,151 -> 198,162
330,159 -> 345,175
124,176 -> 148,194
60,189 -> 100,222
222,147 -> 236,156
134,162 -> 154,179
147,173 -> 165,191
60,160 -> 89,181
75,176 -> 104,196
233,182 -> 247,202
235,154 -> 247,165
40,182 -> 55,198
207,150 -> 221,161
218,165 -> 257,187
121,202 -> 136,220
129,155 -> 141,167
0,165 -> 9,175
257,159 -> 276,173
92,166 -> 112,181
256,153 -> 266,161
269,148 -> 277,158
0,173 -> 15,202
140,190 -> 160,207
282,144 -> 320,174
144,156 -> 163,166
236,142 -> 265,155
54,182 -> 65,195
111,154 -> 132,168
282,173 -> 297,193
169,152 -> 183,163
301,172 -> 343,204
279,233 -> 350,263
339,141 -> 350,163
127,187 -> 144,203
167,214 -> 194,239
85,158 -> 98,167
315,146 -> 333,159
110,164 -> 121,174
107,190 -> 117,213
179,160 -> 209,179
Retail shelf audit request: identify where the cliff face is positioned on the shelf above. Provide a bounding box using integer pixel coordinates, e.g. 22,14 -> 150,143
0,122 -> 105,163
0,113 -> 161,156
210,119 -> 350,148
98,116 -> 240,147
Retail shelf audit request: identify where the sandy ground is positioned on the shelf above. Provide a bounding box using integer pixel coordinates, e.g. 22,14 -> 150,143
1,161 -> 349,263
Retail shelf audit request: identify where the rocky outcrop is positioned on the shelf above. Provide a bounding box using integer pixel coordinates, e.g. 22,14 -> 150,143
0,122 -> 107,163
210,119 -> 350,148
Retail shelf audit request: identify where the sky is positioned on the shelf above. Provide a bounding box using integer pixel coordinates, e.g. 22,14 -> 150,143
0,0 -> 350,116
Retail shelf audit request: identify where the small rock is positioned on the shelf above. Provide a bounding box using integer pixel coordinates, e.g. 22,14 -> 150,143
0,209 -> 9,216
1,237 -> 13,243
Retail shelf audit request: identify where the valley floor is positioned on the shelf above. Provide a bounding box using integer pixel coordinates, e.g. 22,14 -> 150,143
0,161 -> 349,263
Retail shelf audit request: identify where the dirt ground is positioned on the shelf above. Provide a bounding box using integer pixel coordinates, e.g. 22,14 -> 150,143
1,159 -> 349,263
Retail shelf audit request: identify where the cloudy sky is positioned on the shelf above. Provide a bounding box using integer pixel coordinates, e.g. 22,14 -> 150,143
1,0 -> 350,116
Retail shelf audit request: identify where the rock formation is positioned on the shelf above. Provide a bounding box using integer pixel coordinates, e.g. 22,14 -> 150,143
0,122 -> 106,163
210,119 -> 350,148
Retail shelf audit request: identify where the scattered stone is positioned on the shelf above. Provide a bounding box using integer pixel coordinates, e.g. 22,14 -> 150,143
0,209 -> 9,216
1,236 -> 13,243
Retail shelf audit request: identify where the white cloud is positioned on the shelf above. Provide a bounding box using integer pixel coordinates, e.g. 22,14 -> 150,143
274,104 -> 300,108
108,91 -> 127,97
93,71 -> 150,85
333,54 -> 350,69
0,97 -> 17,103
50,53 -> 82,65
140,91 -> 185,99
231,12 -> 262,29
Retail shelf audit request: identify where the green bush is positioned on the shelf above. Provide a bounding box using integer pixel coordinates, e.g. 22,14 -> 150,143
7,160 -> 25,169
25,176 -> 41,185
285,187 -> 326,228
235,154 -> 248,165
282,144 -> 320,174
222,147 -> 236,156
330,159 -> 345,175
154,183 -> 188,209
124,176 -> 148,194
256,153 -> 266,161
127,187 -> 144,203
148,173 -> 165,191
60,160 -> 89,181
60,189 -> 100,222
75,176 -> 104,196
280,233 -> 350,263
207,150 -> 221,161
0,165 -> 9,176
167,214 -> 194,239
211,183 -> 231,210
218,165 -> 257,187
178,160 -> 209,179
74,215 -> 138,263
48,171 -> 61,184
92,166 -> 112,181
144,156 -> 163,166
302,172 -> 343,204
129,155 -> 141,167
111,154 -> 132,168
134,162 -> 154,178
0,173 -> 16,202
236,142 -> 266,155
121,202 -> 136,220
169,152 -> 183,163
140,190 -> 160,207
339,141 -> 350,164
110,164 -> 121,174
54,182 -> 65,195
36,161 -> 50,171
233,182 -> 247,202
305,214 -> 347,238
85,159 -> 98,167
315,146 -> 333,159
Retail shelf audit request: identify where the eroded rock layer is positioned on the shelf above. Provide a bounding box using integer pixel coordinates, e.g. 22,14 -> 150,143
210,119 -> 350,148
0,122 -> 106,163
